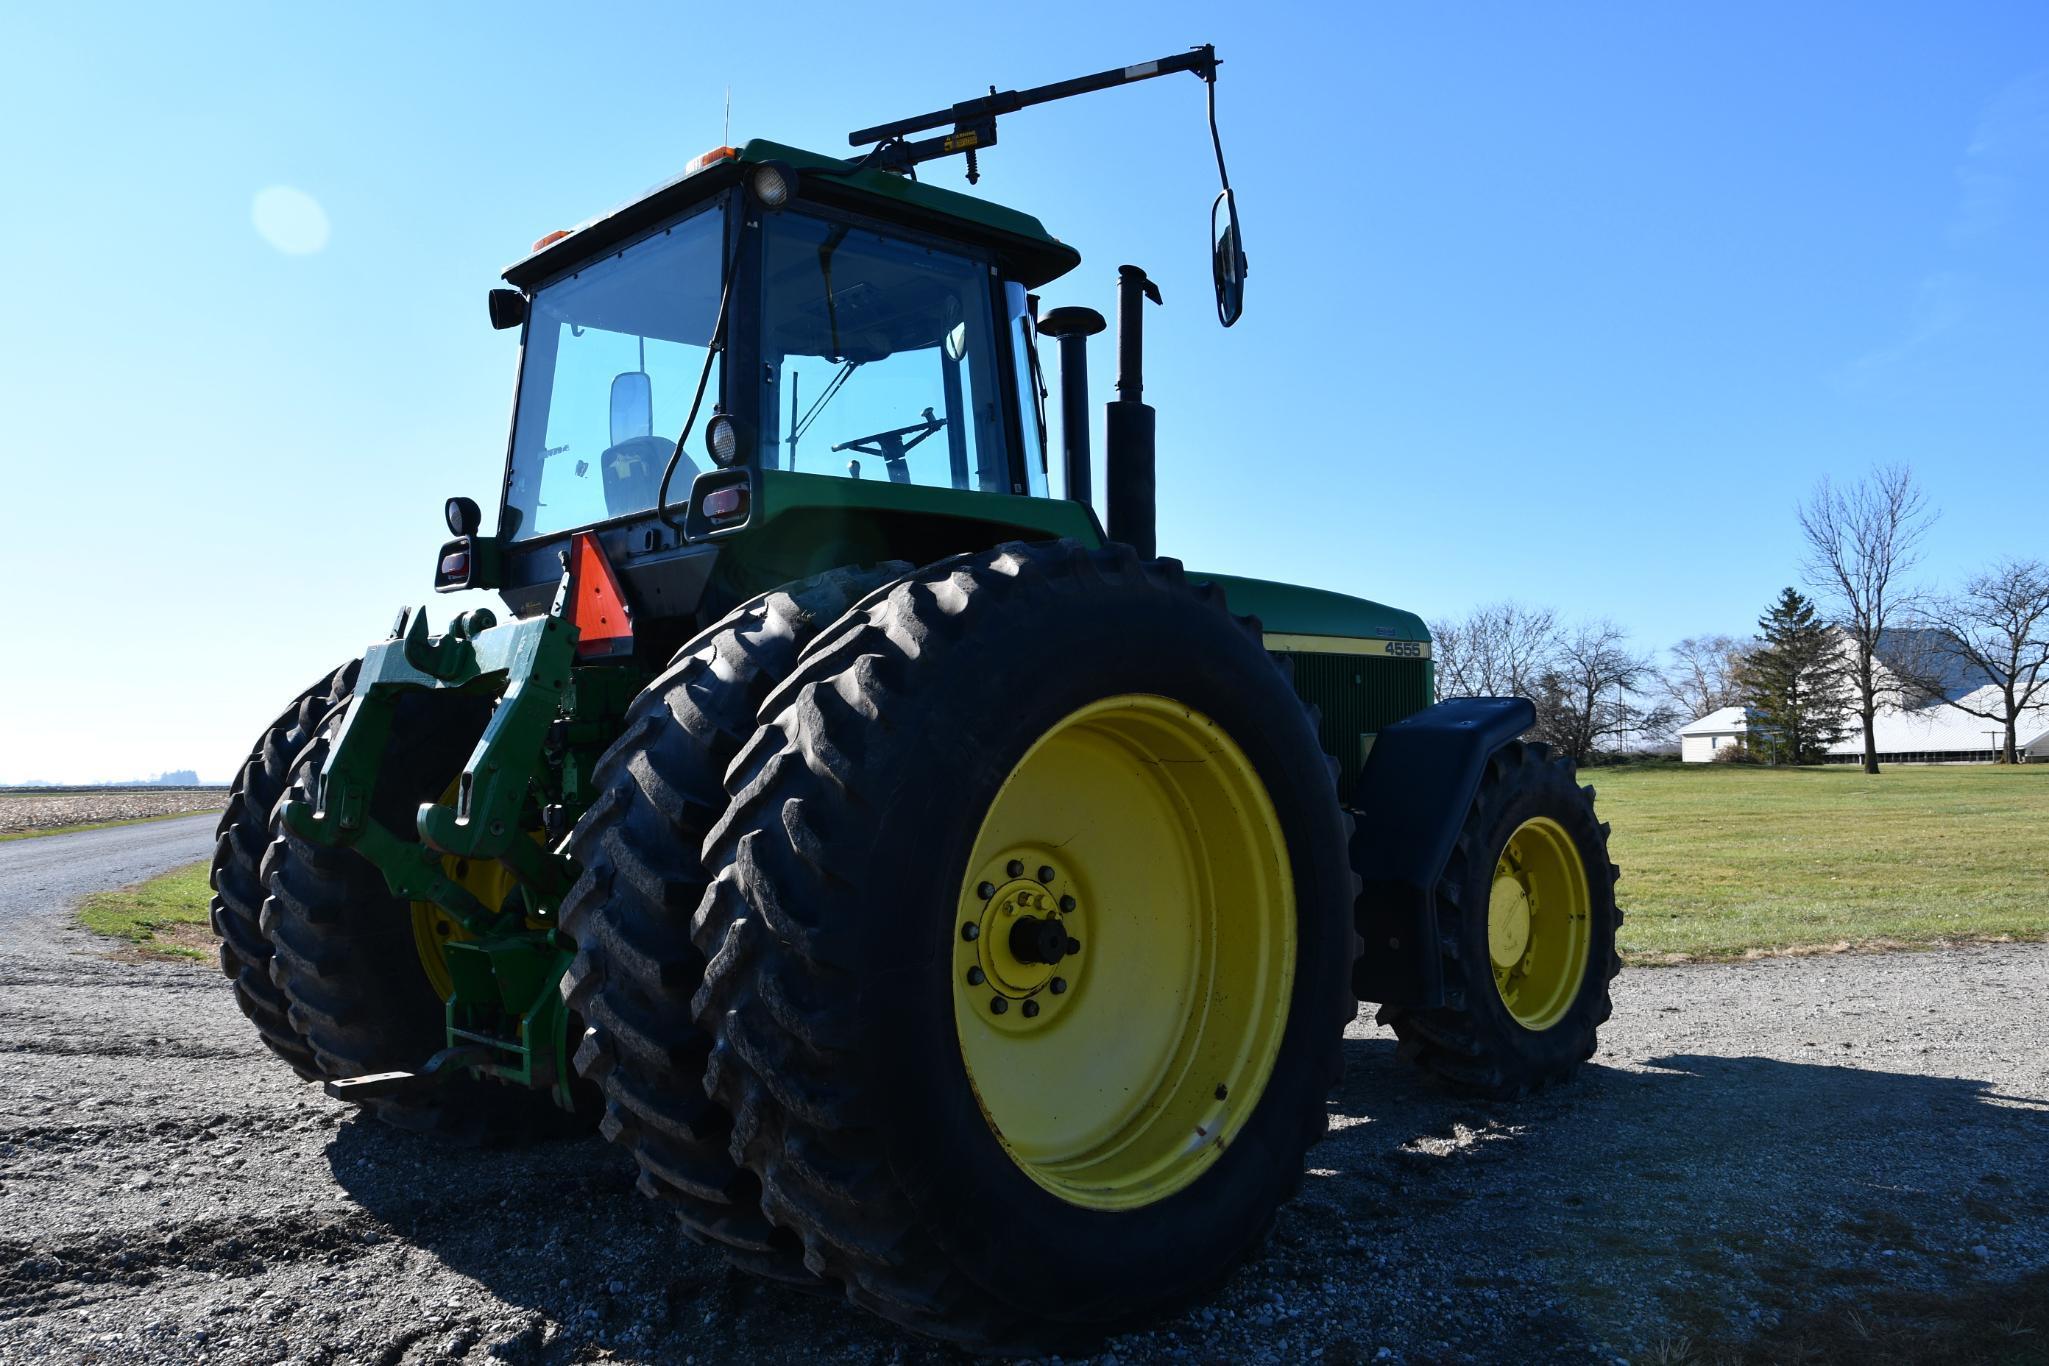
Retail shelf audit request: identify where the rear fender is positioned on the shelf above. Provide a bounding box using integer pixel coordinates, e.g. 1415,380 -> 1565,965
1349,697 -> 1536,1006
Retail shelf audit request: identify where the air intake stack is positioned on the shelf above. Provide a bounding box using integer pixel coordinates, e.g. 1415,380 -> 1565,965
1035,304 -> 1107,511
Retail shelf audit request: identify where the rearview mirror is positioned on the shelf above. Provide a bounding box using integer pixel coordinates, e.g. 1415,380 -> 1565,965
1211,190 -> 1247,328
610,371 -> 653,447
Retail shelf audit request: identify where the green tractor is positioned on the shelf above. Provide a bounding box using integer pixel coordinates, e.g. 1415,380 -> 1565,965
211,47 -> 1620,1351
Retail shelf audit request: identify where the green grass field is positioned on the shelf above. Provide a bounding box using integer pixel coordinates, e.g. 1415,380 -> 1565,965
1597,762 -> 2049,964
77,766 -> 2047,970
78,860 -> 215,960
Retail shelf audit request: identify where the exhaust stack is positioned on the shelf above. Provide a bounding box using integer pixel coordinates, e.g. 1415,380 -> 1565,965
1105,265 -> 1161,558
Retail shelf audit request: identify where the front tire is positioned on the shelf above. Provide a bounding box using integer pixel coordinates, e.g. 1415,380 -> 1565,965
262,691 -> 583,1142
1376,740 -> 1621,1097
690,542 -> 1359,1350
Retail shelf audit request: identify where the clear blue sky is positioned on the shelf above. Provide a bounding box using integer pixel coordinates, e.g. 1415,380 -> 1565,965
2,3 -> 2044,782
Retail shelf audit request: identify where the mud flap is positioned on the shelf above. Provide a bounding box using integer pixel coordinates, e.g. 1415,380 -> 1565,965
1350,696 -> 1535,1007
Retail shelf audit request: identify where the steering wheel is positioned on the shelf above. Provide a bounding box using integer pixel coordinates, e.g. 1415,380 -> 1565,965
830,409 -> 947,480
598,435 -> 696,517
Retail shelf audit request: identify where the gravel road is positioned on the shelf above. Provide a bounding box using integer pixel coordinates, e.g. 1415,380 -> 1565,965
3,821 -> 2046,1365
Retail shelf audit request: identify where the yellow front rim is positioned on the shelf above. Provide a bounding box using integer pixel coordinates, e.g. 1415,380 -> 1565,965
410,857 -> 528,1000
953,694 -> 1296,1212
410,781 -> 528,1001
1487,816 -> 1592,1031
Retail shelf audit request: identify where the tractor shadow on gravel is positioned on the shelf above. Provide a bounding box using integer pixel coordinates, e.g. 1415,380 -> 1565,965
319,1116 -> 931,1362
310,1038 -> 2047,1362
1302,1034 -> 2049,1360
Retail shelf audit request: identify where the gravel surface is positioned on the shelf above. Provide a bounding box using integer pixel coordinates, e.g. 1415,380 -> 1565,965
0,789 -> 225,836
2,818 -> 2045,1364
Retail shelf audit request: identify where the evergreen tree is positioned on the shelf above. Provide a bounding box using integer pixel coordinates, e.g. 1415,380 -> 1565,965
1740,588 -> 1850,764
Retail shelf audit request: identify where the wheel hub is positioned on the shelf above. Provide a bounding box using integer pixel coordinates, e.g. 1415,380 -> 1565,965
959,861 -> 1084,1029
1487,873 -> 1532,970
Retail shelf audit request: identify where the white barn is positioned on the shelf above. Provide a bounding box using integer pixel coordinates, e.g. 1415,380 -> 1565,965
1679,687 -> 2049,764
1679,707 -> 1749,763
1678,628 -> 2049,764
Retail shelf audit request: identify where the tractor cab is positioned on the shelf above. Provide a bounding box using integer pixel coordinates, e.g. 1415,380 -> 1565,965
460,142 -> 1092,640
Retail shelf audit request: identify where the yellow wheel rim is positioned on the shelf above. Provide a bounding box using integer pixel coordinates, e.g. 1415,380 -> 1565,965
1487,816 -> 1592,1031
953,694 -> 1296,1212
410,857 -> 525,1001
410,780 -> 530,1001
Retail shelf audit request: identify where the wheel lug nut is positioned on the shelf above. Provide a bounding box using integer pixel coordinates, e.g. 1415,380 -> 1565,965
990,997 -> 1008,1015
1022,1000 -> 1040,1018
1049,977 -> 1067,995
961,922 -> 980,941
1059,895 -> 1076,913
1066,937 -> 1081,955
977,882 -> 995,901
1007,860 -> 1024,878
1037,865 -> 1055,884
966,966 -> 985,986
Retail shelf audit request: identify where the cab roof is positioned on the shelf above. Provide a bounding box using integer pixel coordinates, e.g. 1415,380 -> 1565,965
502,138 -> 1082,292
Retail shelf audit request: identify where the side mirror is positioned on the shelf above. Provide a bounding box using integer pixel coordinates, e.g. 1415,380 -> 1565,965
609,371 -> 653,447
1211,190 -> 1248,328
488,288 -> 528,331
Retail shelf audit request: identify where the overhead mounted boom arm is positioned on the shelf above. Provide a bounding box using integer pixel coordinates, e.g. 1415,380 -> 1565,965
848,45 -> 1220,184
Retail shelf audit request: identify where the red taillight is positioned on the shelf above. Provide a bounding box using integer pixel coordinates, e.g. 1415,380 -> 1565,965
702,485 -> 748,521
439,550 -> 469,578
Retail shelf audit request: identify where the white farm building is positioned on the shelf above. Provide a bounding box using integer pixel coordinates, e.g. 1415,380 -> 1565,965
1679,689 -> 2049,764
1679,630 -> 2049,764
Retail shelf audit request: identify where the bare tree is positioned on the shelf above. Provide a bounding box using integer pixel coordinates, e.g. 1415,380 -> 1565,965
1662,634 -> 1751,723
1914,558 -> 2049,762
1797,465 -> 1936,773
1532,619 -> 1668,765
1429,603 -> 1558,700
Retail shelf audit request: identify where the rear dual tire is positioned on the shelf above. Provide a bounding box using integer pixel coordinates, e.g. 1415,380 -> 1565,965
209,662 -> 359,1078
685,542 -> 1360,1350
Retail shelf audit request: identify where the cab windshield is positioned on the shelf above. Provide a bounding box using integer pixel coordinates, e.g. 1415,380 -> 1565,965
503,205 -> 724,541
756,214 -> 1020,492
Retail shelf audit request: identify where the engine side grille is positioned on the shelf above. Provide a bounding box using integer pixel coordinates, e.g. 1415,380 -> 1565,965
1273,650 -> 1433,800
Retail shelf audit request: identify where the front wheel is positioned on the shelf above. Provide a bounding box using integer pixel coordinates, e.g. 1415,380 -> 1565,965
1376,740 -> 1621,1097
690,542 -> 1359,1350
262,691 -> 586,1143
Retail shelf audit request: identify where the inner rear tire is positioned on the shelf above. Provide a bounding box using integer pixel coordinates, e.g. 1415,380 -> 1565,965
559,563 -> 907,1283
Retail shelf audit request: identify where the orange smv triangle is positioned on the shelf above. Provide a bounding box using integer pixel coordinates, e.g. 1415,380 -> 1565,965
567,531 -> 634,659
